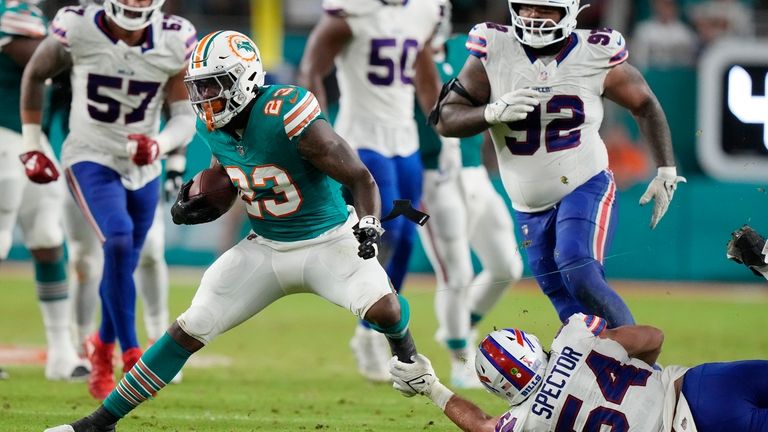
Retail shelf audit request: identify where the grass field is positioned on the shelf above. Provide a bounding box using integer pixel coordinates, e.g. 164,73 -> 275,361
1,265 -> 767,431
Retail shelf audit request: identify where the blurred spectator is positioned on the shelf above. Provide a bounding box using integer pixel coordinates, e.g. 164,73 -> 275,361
631,0 -> 698,69
689,0 -> 754,49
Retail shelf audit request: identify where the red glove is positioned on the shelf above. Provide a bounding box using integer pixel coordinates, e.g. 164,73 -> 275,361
19,151 -> 59,184
127,133 -> 160,166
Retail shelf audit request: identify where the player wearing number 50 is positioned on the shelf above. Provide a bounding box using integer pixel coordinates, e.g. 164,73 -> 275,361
20,0 -> 197,400
298,0 -> 443,382
44,31 -> 421,432
390,314 -> 768,432
434,0 -> 686,328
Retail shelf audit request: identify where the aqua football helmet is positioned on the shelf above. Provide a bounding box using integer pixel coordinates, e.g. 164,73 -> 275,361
104,0 -> 165,31
185,31 -> 265,131
475,328 -> 548,405
508,0 -> 587,48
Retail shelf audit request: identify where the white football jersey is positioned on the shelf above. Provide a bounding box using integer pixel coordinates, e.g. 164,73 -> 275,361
323,0 -> 441,156
469,24 -> 627,212
493,314 -> 667,432
50,5 -> 196,189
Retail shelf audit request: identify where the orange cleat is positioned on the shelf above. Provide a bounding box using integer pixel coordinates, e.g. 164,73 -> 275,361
85,333 -> 116,400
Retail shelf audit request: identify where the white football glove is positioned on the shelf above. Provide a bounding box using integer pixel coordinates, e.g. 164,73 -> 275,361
437,136 -> 462,183
389,354 -> 437,397
639,166 -> 687,229
483,88 -> 540,125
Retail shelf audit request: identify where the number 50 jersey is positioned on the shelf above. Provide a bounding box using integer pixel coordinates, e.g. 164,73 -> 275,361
470,24 -> 627,213
50,5 -> 196,189
323,0 -> 441,157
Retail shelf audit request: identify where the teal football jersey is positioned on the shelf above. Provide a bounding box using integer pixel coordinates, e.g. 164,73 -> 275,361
0,0 -> 47,132
197,85 -> 349,242
418,34 -> 483,169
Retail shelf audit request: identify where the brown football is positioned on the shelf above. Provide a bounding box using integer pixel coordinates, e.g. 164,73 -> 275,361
188,168 -> 238,214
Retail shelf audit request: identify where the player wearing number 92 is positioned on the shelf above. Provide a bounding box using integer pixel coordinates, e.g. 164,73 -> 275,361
20,0 -> 198,400
434,0 -> 687,329
390,313 -> 768,432
43,31 -> 422,432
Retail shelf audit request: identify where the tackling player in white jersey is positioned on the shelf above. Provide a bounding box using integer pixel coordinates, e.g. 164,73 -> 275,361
390,313 -> 768,432
434,0 -> 686,328
0,0 -> 88,381
20,0 -> 196,399
298,0 -> 443,381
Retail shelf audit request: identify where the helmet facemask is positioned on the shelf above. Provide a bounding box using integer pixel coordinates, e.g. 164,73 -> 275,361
184,65 -> 253,131
104,0 -> 165,31
508,0 -> 587,48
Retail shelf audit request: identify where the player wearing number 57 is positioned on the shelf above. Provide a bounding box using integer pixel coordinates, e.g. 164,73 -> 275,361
44,31 -> 422,432
20,0 -> 198,400
390,313 -> 768,432
433,0 -> 686,329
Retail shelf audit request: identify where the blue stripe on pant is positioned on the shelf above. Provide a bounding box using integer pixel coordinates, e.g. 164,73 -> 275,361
514,170 -> 634,327
683,361 -> 768,432
69,162 -> 159,351
357,149 -> 423,292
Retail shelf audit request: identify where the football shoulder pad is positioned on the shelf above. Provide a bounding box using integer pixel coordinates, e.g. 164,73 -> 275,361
576,28 -> 628,68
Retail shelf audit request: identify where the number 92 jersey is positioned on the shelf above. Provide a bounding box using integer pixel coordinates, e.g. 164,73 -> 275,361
494,314 -> 665,432
469,24 -> 627,213
323,0 -> 441,156
50,5 -> 196,190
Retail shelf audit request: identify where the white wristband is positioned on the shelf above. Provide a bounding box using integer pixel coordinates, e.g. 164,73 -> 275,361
22,124 -> 44,154
428,382 -> 454,412
165,154 -> 187,173
657,166 -> 677,178
483,103 -> 497,125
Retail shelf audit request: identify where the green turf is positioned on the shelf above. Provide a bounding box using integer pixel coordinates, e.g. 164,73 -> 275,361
0,273 -> 766,431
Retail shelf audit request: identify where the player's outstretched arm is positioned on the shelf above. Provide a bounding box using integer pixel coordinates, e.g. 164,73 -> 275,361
413,39 -> 442,117
3,37 -> 42,68
436,56 -> 492,138
297,14 -> 352,113
297,119 -> 380,219
20,36 -> 72,126
600,324 -> 664,367
390,354 -> 500,432
604,62 -> 686,229
603,62 -> 674,169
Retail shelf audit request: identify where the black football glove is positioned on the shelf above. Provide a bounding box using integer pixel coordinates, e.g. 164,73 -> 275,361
163,170 -> 184,203
170,180 -> 226,225
353,216 -> 385,260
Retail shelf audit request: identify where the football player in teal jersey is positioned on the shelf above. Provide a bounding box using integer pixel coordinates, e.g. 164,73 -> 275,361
415,9 -> 523,389
45,30 -> 419,432
0,0 -> 88,381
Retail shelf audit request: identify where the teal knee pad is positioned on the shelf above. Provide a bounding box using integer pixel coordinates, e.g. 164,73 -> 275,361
367,295 -> 410,339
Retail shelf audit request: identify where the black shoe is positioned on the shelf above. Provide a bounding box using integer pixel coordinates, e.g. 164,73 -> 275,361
727,225 -> 768,277
0,367 -> 8,380
44,407 -> 118,432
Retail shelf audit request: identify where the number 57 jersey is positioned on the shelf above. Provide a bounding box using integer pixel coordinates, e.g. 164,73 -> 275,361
495,314 -> 665,432
50,5 -> 196,189
470,24 -> 628,213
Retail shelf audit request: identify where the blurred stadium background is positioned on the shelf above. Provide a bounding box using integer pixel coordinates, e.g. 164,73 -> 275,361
11,0 -> 768,281
2,0 -> 768,430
